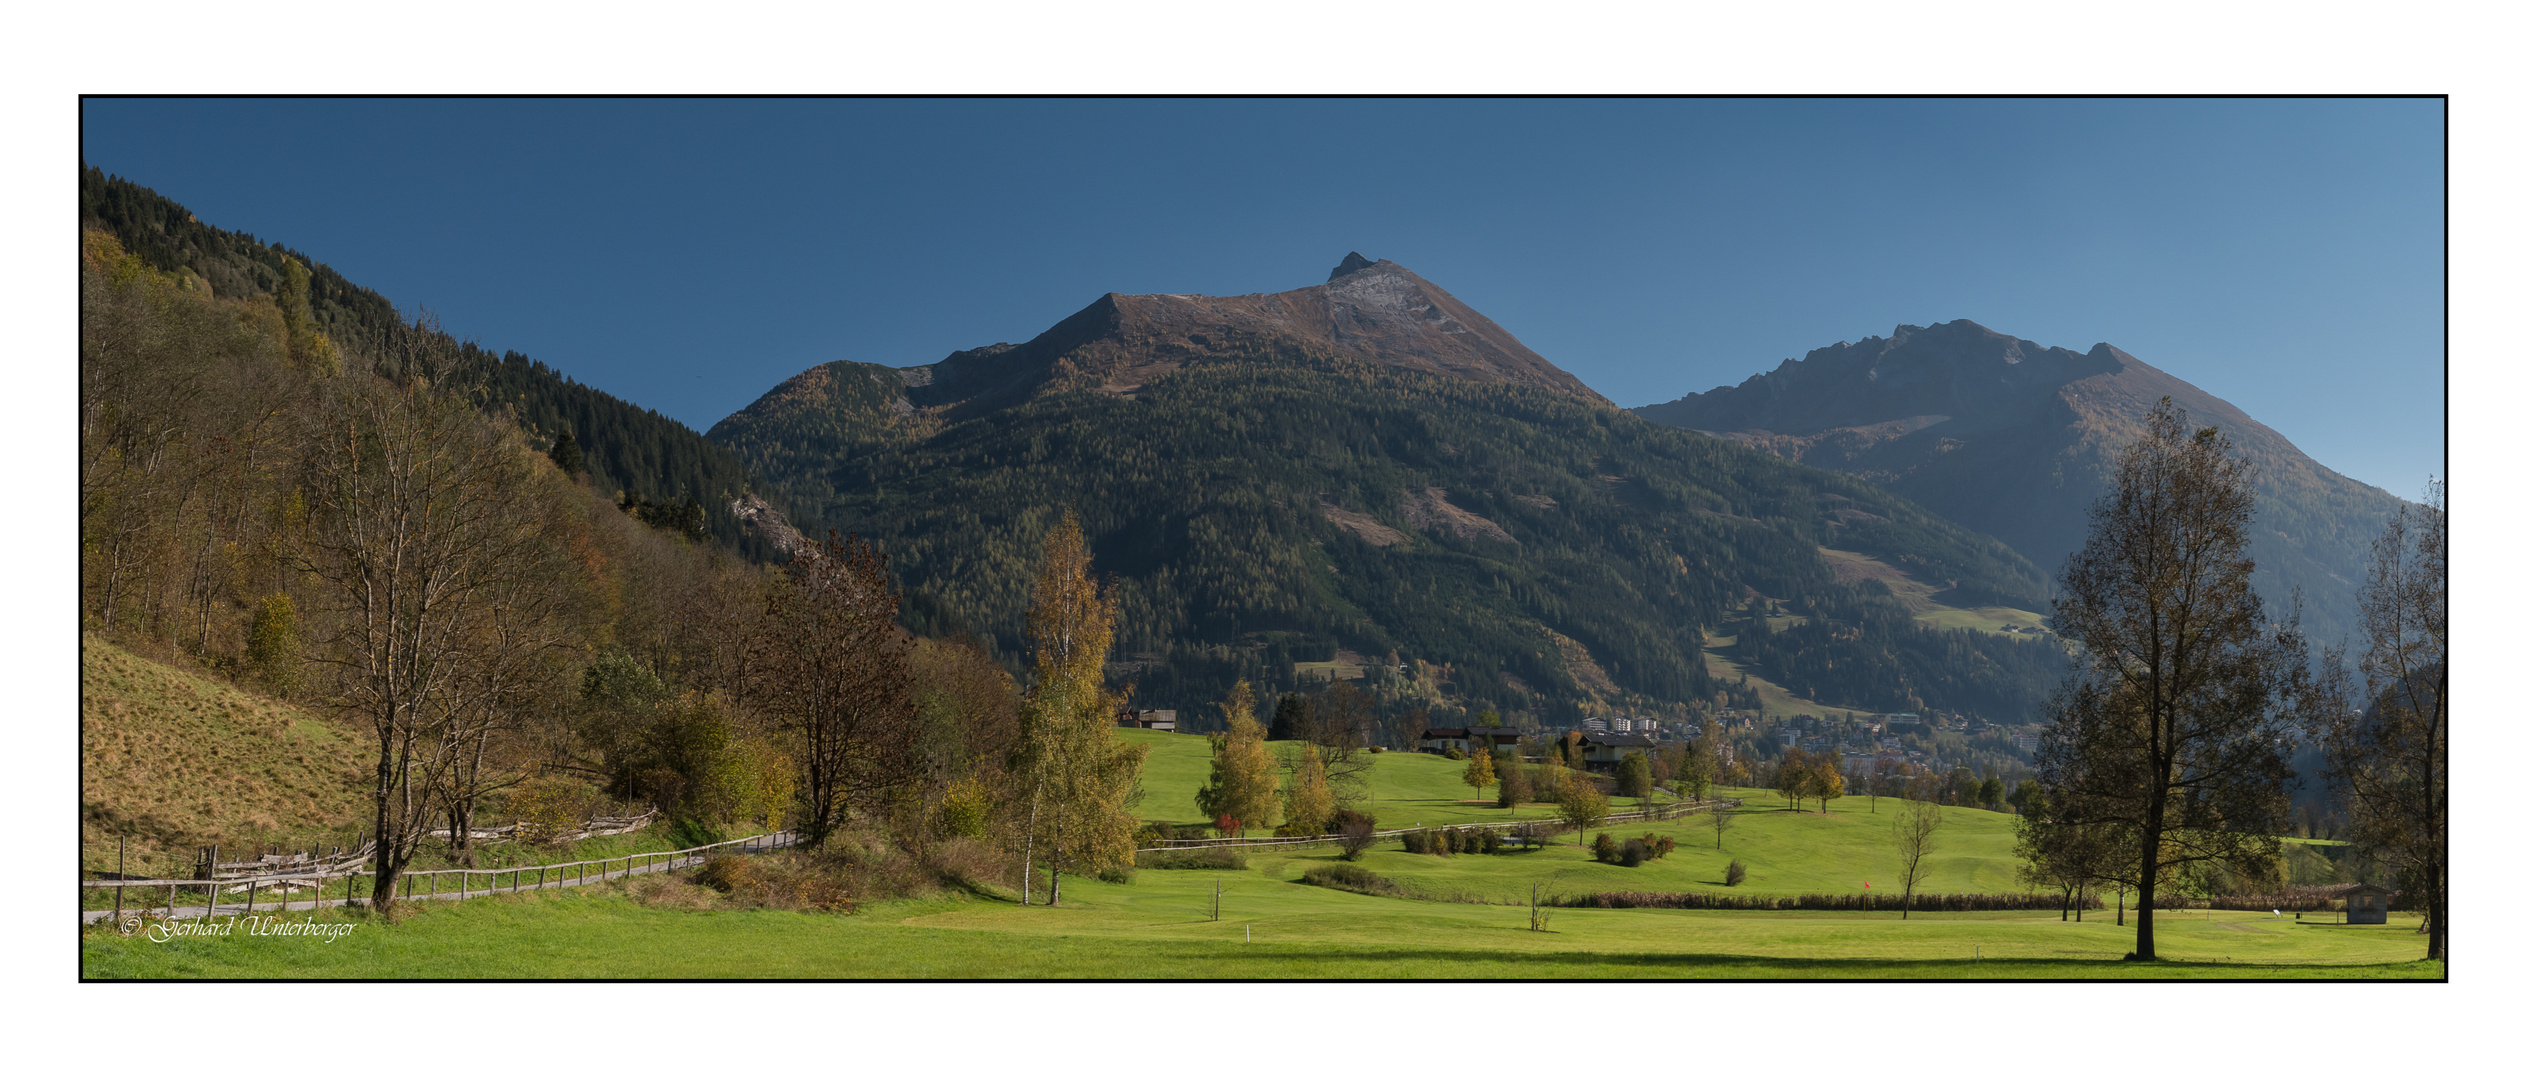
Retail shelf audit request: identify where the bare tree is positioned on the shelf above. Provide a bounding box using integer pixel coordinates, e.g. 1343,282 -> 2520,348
1708,796 -> 1738,851
2036,400 -> 2308,960
749,531 -> 919,847
297,374 -> 533,913
2319,481 -> 2446,960
1892,798 -> 1942,919
426,487 -> 587,867
1312,678 -> 1379,800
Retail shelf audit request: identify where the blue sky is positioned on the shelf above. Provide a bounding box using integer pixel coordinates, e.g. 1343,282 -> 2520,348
80,98 -> 2444,499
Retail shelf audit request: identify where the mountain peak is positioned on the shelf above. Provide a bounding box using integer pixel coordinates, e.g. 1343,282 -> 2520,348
837,256 -> 1609,413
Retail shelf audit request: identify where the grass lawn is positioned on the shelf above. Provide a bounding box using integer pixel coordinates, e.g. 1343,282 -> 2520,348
1119,728 -> 1655,829
1305,787 -> 2034,903
80,864 -> 2438,979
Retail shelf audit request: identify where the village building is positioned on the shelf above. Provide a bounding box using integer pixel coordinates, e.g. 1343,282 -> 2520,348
1577,732 -> 1655,771
1418,727 -> 1521,755
1116,708 -> 1177,731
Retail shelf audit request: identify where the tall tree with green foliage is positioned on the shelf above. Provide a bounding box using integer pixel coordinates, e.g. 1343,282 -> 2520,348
1558,774 -> 1608,843
547,430 -> 584,478
2036,401 -> 2308,961
1615,751 -> 1652,802
1269,692 -> 1315,743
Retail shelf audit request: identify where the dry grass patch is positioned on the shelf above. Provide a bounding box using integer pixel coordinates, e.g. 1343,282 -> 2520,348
81,634 -> 375,868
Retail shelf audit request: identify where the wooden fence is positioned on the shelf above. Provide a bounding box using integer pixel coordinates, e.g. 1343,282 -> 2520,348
427,809 -> 660,845
82,830 -> 796,925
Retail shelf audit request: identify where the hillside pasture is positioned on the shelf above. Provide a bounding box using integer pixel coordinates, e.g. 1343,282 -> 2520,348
81,634 -> 375,867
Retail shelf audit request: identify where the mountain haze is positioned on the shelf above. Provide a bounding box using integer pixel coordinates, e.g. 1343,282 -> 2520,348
1634,319 -> 2407,649
712,259 -> 2071,728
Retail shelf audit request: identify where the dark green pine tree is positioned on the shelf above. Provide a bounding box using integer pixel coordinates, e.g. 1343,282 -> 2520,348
1268,693 -> 1314,742
548,430 -> 585,477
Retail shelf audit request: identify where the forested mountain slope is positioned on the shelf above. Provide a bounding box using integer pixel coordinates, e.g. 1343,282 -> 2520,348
711,258 -> 2072,727
1634,319 -> 2408,650
79,166 -> 806,561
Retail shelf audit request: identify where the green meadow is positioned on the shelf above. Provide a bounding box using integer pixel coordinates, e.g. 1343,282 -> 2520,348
1120,729 -> 1659,829
79,866 -> 2435,979
84,737 -> 2434,979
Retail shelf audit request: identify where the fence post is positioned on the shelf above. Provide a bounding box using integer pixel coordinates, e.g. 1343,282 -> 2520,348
115,836 -> 125,926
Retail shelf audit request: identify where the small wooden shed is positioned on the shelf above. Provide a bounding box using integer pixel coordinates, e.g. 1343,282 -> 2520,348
2340,882 -> 2390,924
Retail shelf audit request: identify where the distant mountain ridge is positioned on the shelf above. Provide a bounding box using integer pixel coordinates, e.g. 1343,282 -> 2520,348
1634,319 -> 2408,649
710,262 -> 2072,726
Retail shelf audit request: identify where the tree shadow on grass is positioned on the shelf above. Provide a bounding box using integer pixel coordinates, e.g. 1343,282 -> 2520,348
1192,946 -> 2442,978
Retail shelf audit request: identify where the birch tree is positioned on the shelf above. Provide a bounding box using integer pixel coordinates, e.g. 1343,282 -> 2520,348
1013,511 -> 1147,905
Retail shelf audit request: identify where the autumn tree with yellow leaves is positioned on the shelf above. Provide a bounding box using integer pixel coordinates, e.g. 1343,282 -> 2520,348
1013,511 -> 1149,905
1196,680 -> 1280,834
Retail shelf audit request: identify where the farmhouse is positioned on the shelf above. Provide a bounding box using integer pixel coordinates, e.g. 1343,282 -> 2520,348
1578,732 -> 1654,770
1116,708 -> 1177,731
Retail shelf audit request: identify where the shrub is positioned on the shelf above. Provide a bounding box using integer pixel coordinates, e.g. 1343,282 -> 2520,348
1333,810 -> 1378,861
689,852 -> 854,912
1299,862 -> 1406,897
925,837 -> 1014,892
1444,747 -> 1467,760
1724,859 -> 1747,887
935,777 -> 991,840
1557,890 -> 2104,912
1618,838 -> 1649,867
1593,833 -> 1620,863
1137,847 -> 1248,871
244,593 -> 303,697
506,773 -> 596,846
1096,865 -> 1136,884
